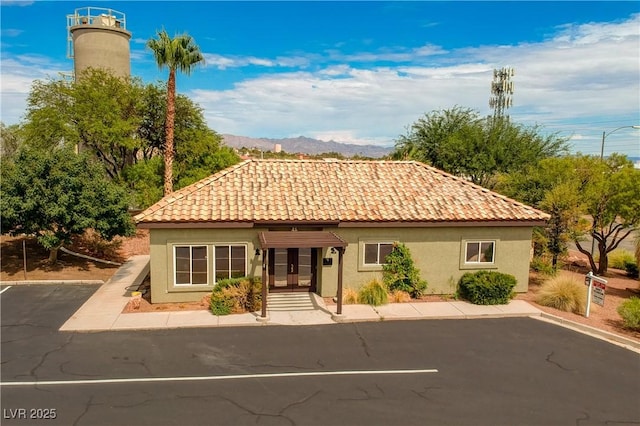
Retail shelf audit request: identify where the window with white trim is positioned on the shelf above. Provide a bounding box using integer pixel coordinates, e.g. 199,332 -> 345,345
364,242 -> 394,265
214,245 -> 247,281
174,245 -> 208,285
465,241 -> 495,264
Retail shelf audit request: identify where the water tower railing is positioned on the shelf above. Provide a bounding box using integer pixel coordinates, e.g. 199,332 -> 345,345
66,6 -> 127,58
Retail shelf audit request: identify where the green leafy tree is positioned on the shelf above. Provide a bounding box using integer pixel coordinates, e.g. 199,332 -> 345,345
498,156 -> 582,268
124,90 -> 240,207
147,29 -> 205,195
393,107 -> 568,188
23,68 -> 146,180
382,243 -> 427,298
577,154 -> 640,273
0,147 -> 135,263
499,154 -> 640,274
19,70 -> 238,209
121,157 -> 164,210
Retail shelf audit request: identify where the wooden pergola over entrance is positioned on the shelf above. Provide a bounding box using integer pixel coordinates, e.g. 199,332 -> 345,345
258,231 -> 347,318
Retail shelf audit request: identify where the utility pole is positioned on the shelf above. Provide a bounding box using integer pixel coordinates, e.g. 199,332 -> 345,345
489,67 -> 514,119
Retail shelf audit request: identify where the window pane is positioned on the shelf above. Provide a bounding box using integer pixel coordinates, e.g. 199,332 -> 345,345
176,272 -> 191,285
175,246 -> 191,284
192,272 -> 208,284
480,242 -> 494,263
379,244 -> 393,264
230,246 -> 246,278
191,246 -> 208,284
364,244 -> 377,264
175,257 -> 190,274
273,248 -> 288,287
215,246 -> 230,280
466,242 -> 480,262
175,247 -> 191,273
298,248 -> 312,287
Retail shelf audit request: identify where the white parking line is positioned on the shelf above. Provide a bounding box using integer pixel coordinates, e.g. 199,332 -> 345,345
1,369 -> 438,387
0,286 -> 12,295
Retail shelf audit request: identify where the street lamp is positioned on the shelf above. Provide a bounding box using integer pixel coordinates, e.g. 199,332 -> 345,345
600,125 -> 640,160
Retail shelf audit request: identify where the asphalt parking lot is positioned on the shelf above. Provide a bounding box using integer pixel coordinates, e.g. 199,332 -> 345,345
1,284 -> 639,425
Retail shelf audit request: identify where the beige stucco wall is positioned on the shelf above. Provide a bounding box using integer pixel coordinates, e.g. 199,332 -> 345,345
147,225 -> 533,303
148,228 -> 264,303
316,226 -> 533,297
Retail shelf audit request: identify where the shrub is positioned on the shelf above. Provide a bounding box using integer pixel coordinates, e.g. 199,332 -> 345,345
209,277 -> 261,315
209,291 -> 235,315
357,279 -> 388,306
382,243 -> 428,298
617,297 -> 640,330
607,250 -> 636,270
624,261 -> 639,278
535,276 -> 586,314
389,289 -> 411,303
343,288 -> 358,304
458,271 -> 517,305
530,256 -> 557,276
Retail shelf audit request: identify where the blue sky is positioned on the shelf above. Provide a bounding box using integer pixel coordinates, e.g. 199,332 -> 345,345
1,1 -> 639,157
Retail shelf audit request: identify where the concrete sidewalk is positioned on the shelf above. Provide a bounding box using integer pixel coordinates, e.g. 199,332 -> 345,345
60,255 -> 542,332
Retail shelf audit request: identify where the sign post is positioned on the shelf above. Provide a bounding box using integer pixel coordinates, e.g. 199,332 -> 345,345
584,271 -> 607,318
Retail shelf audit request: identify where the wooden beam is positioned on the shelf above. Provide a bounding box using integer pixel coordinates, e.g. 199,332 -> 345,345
261,249 -> 268,318
337,248 -> 344,315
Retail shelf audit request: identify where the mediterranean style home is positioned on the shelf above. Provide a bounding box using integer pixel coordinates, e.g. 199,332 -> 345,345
134,159 -> 549,316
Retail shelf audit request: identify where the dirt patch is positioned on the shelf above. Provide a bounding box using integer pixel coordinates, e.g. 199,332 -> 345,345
1,235 -> 119,282
0,229 -> 150,283
518,265 -> 640,342
122,275 -> 209,313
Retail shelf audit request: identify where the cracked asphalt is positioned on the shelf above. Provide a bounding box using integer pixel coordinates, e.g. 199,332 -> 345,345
1,284 -> 639,426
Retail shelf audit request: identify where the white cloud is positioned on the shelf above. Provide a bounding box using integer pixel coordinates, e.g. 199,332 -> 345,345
0,1 -> 34,6
189,14 -> 639,155
1,13 -> 638,157
1,29 -> 22,37
0,55 -> 67,123
202,53 -> 310,70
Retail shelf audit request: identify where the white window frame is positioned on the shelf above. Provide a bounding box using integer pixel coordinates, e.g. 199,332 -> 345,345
464,240 -> 496,265
174,245 -> 209,286
213,244 -> 248,283
363,242 -> 395,266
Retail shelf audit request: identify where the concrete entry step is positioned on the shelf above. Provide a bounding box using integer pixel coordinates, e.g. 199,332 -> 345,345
267,293 -> 316,311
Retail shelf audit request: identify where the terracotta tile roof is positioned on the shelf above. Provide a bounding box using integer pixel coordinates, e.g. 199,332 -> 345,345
134,159 -> 549,225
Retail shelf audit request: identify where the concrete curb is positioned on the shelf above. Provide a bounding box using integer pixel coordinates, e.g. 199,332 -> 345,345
535,312 -> 640,352
1,280 -> 104,286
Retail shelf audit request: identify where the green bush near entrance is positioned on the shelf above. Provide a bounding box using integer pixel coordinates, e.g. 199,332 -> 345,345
458,271 -> 517,305
209,277 -> 262,315
357,279 -> 388,306
382,243 -> 428,298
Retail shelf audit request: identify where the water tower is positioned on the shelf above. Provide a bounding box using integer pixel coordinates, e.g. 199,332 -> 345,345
67,7 -> 131,79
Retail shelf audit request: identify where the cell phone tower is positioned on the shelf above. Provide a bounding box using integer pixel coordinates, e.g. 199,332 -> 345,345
489,67 -> 514,118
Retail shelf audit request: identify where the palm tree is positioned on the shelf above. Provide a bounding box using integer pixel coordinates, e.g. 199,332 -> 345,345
147,29 -> 204,195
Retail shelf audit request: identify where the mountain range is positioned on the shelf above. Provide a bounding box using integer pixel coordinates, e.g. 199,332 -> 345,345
222,134 -> 393,158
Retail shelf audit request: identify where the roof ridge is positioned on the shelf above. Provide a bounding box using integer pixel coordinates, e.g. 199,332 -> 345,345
249,158 -> 413,163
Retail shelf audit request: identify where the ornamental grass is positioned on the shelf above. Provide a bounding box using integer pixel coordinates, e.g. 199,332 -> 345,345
535,276 -> 586,315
